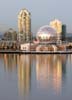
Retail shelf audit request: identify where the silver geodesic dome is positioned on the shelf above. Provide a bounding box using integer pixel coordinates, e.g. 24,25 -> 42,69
37,25 -> 57,40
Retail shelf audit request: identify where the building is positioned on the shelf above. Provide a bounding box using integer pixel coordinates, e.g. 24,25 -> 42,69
35,25 -> 66,51
36,25 -> 57,42
18,8 -> 31,43
50,19 -> 62,40
3,28 -> 17,41
20,43 -> 37,51
61,24 -> 66,41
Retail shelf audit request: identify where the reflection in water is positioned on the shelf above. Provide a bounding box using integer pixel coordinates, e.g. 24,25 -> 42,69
0,54 -> 68,100
3,54 -> 17,72
17,55 -> 31,96
36,54 -> 67,93
2,54 -> 32,97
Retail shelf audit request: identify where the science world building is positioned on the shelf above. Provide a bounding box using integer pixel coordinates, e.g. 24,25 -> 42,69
36,25 -> 57,42
35,25 -> 66,51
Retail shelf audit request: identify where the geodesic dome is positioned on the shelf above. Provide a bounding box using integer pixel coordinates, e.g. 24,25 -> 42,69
37,25 -> 57,40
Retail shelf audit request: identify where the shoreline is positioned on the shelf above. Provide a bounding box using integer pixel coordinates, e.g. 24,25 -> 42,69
0,50 -> 72,54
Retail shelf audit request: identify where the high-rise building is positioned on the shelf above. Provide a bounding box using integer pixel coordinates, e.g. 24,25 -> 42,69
50,19 -> 62,34
50,19 -> 62,40
18,8 -> 31,43
61,24 -> 66,41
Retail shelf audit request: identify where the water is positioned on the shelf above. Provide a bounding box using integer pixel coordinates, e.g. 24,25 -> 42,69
0,54 -> 72,100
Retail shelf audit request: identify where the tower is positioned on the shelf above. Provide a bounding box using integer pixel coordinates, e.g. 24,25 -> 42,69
18,9 -> 31,43
61,24 -> 66,41
50,19 -> 62,41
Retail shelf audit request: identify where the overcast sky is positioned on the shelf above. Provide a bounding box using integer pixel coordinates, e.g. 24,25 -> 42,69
0,0 -> 72,34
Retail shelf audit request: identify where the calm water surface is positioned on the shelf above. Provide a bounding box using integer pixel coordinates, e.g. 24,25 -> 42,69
0,54 -> 72,100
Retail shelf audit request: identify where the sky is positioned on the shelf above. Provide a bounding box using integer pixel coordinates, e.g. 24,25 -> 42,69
0,0 -> 72,34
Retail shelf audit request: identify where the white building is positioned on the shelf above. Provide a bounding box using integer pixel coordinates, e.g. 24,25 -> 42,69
20,43 -> 36,51
20,43 -> 30,51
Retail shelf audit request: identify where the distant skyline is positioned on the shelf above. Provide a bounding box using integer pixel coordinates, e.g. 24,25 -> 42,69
0,0 -> 72,34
